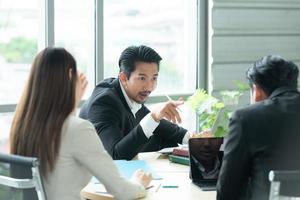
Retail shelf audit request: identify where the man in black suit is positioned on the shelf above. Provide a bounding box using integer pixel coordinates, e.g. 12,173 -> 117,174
217,55 -> 300,199
189,137 -> 223,179
80,45 -> 191,160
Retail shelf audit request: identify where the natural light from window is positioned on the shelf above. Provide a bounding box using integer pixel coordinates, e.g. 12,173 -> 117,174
0,0 -> 39,104
103,0 -> 197,95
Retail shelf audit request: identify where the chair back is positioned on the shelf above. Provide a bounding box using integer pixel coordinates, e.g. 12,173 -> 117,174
0,153 -> 46,200
269,170 -> 300,200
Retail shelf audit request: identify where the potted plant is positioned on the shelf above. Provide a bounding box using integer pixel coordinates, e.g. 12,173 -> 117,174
220,80 -> 249,106
186,89 -> 229,137
186,81 -> 249,137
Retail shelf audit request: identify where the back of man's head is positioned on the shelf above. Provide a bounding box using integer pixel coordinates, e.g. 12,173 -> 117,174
246,55 -> 299,96
118,45 -> 162,79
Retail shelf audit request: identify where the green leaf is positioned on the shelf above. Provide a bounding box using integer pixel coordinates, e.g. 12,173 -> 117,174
187,89 -> 229,137
187,83 -> 247,137
234,80 -> 250,92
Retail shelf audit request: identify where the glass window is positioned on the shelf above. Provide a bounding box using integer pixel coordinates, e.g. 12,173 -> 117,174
103,0 -> 197,95
0,0 -> 39,104
0,113 -> 13,153
55,0 -> 95,97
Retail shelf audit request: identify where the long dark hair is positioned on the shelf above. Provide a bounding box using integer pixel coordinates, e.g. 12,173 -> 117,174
10,47 -> 77,176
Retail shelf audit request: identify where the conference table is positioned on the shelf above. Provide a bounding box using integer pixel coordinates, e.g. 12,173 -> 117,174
81,152 -> 216,200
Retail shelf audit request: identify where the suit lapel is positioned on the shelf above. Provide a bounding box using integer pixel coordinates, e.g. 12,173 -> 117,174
112,79 -> 132,112
111,78 -> 138,126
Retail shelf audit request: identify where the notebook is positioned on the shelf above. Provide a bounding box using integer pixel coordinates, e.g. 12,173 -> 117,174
114,160 -> 162,180
188,137 -> 224,191
91,159 -> 162,189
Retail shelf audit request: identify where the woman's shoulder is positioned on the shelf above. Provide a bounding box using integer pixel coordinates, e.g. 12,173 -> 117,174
63,115 -> 96,137
66,114 -> 92,125
61,115 -> 106,159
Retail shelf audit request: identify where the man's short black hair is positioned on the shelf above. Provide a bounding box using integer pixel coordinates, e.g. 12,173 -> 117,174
246,55 -> 299,96
118,45 -> 162,78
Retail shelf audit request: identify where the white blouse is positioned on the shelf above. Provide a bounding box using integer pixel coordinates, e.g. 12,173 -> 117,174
43,115 -> 145,200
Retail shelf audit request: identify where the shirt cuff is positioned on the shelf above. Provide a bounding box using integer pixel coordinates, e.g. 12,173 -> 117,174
140,113 -> 160,138
182,131 -> 190,144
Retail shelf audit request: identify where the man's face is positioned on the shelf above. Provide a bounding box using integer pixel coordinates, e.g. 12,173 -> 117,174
190,138 -> 223,163
250,84 -> 268,104
121,61 -> 158,104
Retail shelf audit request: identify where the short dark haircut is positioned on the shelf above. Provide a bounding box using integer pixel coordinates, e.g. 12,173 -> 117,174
246,55 -> 299,96
118,45 -> 162,78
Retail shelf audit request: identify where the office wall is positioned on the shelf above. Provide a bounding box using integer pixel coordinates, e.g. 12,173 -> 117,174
211,0 -> 300,105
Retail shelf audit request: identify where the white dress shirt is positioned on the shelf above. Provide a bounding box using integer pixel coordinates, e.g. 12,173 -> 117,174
192,156 -> 221,179
119,80 -> 189,144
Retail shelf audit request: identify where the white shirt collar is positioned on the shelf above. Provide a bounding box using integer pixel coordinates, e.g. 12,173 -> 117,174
119,79 -> 142,117
192,155 -> 220,179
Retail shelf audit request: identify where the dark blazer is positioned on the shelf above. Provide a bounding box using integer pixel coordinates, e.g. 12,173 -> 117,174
190,151 -> 224,181
217,87 -> 300,200
80,78 -> 187,160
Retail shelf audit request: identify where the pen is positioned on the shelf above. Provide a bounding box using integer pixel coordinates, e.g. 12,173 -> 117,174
164,94 -> 182,112
165,94 -> 173,101
162,185 -> 179,188
146,185 -> 154,190
155,183 -> 161,192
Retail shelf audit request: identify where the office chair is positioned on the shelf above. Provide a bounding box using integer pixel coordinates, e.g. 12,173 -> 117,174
0,153 -> 46,200
269,170 -> 300,200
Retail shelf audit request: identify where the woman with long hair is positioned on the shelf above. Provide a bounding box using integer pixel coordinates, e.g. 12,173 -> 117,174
10,47 -> 151,200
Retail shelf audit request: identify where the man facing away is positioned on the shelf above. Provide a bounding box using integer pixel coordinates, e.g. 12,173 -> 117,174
217,55 -> 300,199
80,45 -> 192,160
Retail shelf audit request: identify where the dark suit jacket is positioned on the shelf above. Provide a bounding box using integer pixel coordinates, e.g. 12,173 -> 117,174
190,151 -> 223,181
217,86 -> 300,200
80,78 -> 187,160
